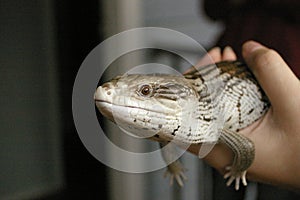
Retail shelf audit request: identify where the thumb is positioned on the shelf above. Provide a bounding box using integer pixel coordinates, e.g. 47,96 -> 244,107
242,41 -> 300,119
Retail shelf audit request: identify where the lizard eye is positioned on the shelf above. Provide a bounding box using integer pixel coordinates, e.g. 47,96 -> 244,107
139,85 -> 152,96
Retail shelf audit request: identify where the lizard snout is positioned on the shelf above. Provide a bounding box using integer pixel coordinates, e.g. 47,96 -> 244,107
94,82 -> 114,102
94,84 -> 115,122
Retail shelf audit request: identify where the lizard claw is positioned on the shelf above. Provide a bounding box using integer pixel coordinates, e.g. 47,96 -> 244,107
224,166 -> 247,190
164,161 -> 187,187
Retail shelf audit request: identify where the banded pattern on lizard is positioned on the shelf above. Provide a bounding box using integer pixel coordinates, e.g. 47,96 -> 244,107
94,61 -> 270,190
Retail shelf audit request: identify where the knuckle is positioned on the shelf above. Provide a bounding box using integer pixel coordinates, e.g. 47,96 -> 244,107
249,49 -> 281,75
252,49 -> 278,67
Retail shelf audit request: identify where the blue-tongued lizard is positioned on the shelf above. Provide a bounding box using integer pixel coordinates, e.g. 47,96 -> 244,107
94,61 -> 269,190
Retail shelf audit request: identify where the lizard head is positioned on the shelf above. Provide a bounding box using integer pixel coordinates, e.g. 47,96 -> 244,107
94,74 -> 200,140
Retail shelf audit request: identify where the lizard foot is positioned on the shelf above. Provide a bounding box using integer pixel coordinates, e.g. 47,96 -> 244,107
223,166 -> 247,190
164,160 -> 187,187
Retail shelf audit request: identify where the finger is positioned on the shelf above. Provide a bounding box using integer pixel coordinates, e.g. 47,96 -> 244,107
184,47 -> 221,74
222,46 -> 237,61
242,41 -> 300,118
208,47 -> 222,63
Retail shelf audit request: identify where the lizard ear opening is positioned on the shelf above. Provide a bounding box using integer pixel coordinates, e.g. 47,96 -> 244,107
198,84 -> 208,99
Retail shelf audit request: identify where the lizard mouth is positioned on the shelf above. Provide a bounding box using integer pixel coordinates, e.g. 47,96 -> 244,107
95,99 -> 148,123
95,99 -> 172,115
95,100 -> 116,122
94,98 -> 178,129
95,99 -> 110,104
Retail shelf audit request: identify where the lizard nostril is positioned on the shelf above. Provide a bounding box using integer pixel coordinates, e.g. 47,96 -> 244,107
100,83 -> 113,96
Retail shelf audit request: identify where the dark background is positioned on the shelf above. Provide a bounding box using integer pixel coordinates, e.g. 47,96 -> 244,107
0,0 -> 108,199
55,1 -> 107,199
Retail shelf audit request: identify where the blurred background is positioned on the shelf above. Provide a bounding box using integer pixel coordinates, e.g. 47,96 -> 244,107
1,0 -> 299,199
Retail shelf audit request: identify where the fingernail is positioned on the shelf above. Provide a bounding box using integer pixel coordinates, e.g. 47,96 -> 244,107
224,46 -> 233,53
243,41 -> 264,54
210,46 -> 221,52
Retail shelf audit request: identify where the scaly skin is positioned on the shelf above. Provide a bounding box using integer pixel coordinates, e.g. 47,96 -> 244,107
94,61 -> 270,190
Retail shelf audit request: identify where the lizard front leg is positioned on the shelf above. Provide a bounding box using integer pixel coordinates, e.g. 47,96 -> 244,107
219,129 -> 255,190
159,142 -> 187,187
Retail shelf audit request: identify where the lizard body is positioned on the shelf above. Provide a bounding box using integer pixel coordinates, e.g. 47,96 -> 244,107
94,61 -> 270,190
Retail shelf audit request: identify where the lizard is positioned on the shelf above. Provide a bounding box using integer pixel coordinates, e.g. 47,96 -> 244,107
94,61 -> 270,190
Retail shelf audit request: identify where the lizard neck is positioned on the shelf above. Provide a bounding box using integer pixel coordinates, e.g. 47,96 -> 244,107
186,61 -> 269,135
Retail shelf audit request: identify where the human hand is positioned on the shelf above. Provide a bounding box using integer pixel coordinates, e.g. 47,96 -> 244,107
188,41 -> 300,189
184,45 -> 237,74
